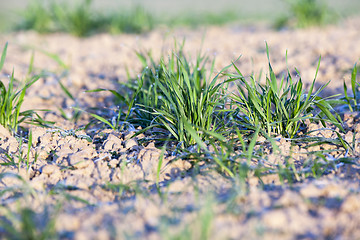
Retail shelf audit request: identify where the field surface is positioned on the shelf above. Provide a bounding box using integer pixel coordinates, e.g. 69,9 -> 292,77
0,4 -> 360,240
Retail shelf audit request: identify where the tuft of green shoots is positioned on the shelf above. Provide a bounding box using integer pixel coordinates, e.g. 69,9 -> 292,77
14,1 -> 240,36
14,0 -> 53,33
90,43 -> 233,147
0,43 -> 45,133
84,43 -> 355,185
133,47 -> 233,148
14,0 -> 154,37
107,6 -> 154,34
275,0 -> 338,29
230,43 -> 343,138
51,0 -> 99,37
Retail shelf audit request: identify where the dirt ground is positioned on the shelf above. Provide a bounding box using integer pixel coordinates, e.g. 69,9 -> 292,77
0,17 -> 360,239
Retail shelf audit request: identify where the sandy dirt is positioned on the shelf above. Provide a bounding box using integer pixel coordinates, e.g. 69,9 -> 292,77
0,17 -> 360,239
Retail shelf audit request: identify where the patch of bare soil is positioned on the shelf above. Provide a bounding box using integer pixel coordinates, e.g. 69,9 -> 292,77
1,17 -> 360,239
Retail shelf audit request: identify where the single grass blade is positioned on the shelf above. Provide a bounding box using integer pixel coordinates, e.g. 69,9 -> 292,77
0,42 -> 8,71
247,127 -> 260,163
351,63 -> 358,105
74,107 -> 115,130
58,80 -> 75,101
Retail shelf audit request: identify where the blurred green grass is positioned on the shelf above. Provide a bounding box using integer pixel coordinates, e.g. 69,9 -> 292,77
0,0 -> 360,33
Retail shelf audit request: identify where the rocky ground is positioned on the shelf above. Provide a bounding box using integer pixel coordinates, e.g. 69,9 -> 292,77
0,17 -> 360,239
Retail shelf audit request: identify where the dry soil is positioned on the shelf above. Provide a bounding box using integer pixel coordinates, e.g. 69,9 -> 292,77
0,17 -> 360,240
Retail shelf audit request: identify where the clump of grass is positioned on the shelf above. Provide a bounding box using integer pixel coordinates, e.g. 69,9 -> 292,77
14,0 -> 100,37
90,43 -> 345,148
89,44 -> 232,148
275,0 -> 338,29
14,0 -> 154,37
14,0 -> 240,36
14,0 -> 53,33
84,42 -> 356,187
0,43 -> 45,134
107,6 -> 154,34
132,48 -> 233,148
229,43 -> 343,138
123,46 -> 195,128
51,0 -> 100,37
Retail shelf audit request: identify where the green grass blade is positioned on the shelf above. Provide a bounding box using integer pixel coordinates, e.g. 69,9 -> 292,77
27,51 -> 35,76
351,63 -> 358,105
247,127 -> 260,163
58,80 -> 75,101
343,81 -> 353,112
74,107 -> 115,130
315,101 -> 344,132
0,42 -> 8,71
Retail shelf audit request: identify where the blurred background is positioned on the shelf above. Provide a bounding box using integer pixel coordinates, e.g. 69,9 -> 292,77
0,0 -> 359,35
